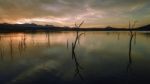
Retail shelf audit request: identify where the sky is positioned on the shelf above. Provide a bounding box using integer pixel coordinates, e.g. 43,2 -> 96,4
0,0 -> 150,28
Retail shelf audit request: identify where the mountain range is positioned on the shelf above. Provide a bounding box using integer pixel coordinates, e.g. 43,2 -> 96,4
0,23 -> 150,32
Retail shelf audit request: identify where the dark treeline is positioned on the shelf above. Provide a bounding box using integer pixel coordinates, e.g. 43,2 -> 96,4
0,23 -> 150,32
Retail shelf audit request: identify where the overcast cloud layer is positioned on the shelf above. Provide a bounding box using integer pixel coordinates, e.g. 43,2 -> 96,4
0,0 -> 150,27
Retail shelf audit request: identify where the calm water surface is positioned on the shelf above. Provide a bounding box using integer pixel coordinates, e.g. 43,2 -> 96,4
0,31 -> 150,84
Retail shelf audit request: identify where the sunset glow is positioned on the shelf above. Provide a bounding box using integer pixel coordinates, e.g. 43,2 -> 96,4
0,0 -> 150,27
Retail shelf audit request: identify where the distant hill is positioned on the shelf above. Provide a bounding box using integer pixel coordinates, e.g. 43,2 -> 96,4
0,23 -> 150,32
137,24 -> 150,31
0,23 -> 70,32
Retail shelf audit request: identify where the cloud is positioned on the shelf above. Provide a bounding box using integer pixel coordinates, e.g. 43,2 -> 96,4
0,0 -> 149,27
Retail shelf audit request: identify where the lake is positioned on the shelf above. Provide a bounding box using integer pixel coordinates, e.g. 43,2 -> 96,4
0,31 -> 150,84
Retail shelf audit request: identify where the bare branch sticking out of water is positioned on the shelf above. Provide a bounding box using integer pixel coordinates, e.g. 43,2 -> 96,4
127,20 -> 138,77
75,21 -> 84,28
72,21 -> 85,80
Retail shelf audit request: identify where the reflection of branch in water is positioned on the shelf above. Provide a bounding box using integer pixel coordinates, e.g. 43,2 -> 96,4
18,41 -> 22,56
23,34 -> 26,50
0,35 -> 1,41
0,36 -> 4,61
66,39 -> 69,49
72,43 -> 84,80
117,33 -> 120,40
72,21 -> 85,80
18,34 -> 26,56
127,32 -> 133,72
31,33 -> 35,45
0,47 -> 4,61
46,32 -> 51,47
9,38 -> 13,61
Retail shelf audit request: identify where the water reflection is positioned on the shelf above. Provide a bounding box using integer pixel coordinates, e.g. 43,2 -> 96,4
72,31 -> 84,80
115,32 -> 120,40
0,32 -> 75,61
0,45 -> 4,61
9,37 -> 14,60
18,33 -> 26,56
0,31 -> 150,84
66,39 -> 69,49
0,36 -> 3,61
46,32 -> 51,48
